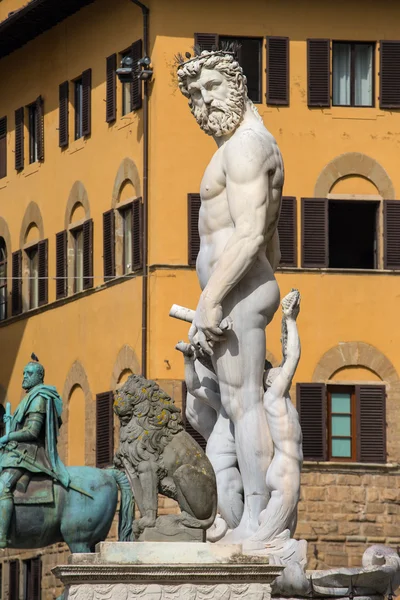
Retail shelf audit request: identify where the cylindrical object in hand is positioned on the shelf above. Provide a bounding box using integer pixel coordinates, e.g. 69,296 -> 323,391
169,304 -> 196,323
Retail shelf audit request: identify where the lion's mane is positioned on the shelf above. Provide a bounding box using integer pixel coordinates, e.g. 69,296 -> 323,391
114,375 -> 183,471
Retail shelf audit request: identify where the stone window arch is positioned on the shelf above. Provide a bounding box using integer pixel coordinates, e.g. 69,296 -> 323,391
64,182 -> 92,295
110,158 -> 141,277
61,361 -> 94,466
19,202 -> 46,311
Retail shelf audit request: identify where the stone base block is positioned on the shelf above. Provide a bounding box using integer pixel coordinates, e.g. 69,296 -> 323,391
53,542 -> 283,600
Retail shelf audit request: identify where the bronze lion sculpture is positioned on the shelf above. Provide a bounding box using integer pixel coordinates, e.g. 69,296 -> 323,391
114,374 -> 217,538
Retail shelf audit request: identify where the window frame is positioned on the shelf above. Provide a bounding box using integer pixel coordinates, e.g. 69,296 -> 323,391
26,244 -> 39,310
27,102 -> 38,164
71,224 -> 84,294
327,385 -> 357,462
74,76 -> 84,140
332,40 -> 375,108
218,34 -> 263,104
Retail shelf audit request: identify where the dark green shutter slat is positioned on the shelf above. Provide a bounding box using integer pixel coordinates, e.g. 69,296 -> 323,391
83,218 -> 93,290
96,391 -> 114,468
132,198 -> 143,270
103,209 -> 115,280
35,95 -> 44,161
278,196 -> 297,267
301,197 -> 328,268
56,230 -> 68,299
380,41 -> 400,109
131,40 -> 143,111
82,68 -> 92,136
297,383 -> 327,461
267,36 -> 289,105
356,385 -> 386,464
106,54 -> 117,122
59,81 -> 69,148
307,39 -> 330,107
384,200 -> 400,269
15,107 -> 24,170
38,238 -> 48,306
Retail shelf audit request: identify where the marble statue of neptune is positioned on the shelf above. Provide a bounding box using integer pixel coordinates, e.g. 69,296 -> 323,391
177,47 -> 284,542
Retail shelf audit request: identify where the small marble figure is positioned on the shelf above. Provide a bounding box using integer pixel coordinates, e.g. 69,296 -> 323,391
177,44 -> 283,543
114,374 -> 217,539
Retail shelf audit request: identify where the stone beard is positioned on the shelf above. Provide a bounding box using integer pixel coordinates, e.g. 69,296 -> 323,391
178,53 -> 247,137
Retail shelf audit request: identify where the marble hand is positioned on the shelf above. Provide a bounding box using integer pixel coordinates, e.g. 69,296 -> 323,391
281,289 -> 300,321
175,341 -> 195,358
189,296 -> 224,356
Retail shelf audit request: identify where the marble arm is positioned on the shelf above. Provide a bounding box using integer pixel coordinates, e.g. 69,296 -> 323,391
7,412 -> 44,443
269,318 -> 301,401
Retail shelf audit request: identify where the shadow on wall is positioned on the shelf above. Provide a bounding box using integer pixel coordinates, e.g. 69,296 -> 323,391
0,317 -> 29,407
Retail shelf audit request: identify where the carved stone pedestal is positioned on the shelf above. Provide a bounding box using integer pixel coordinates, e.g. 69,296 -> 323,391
53,542 -> 283,600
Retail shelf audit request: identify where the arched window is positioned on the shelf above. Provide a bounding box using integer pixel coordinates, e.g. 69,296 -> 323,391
0,237 -> 7,320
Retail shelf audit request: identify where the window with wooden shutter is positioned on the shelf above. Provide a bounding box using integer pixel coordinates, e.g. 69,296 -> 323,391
38,239 -> 48,307
83,218 -> 93,290
9,560 -> 19,600
132,198 -> 143,270
356,385 -> 386,463
106,54 -> 117,122
384,200 -> 400,269
297,383 -> 327,461
35,95 -> 44,161
188,193 -> 201,267
277,196 -> 297,267
11,250 -> 22,316
56,230 -> 67,299
59,81 -> 69,148
103,210 -> 115,281
182,383 -> 207,451
131,40 -> 143,111
267,37 -> 289,105
219,36 -> 262,103
82,68 -> 92,137
194,33 -> 219,52
301,198 -> 328,268
380,41 -> 400,109
0,238 -> 7,321
15,107 -> 24,171
24,557 -> 41,600
307,39 -> 330,108
96,391 -> 114,468
0,116 -> 7,179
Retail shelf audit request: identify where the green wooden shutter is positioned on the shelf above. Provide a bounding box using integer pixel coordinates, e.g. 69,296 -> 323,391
106,54 -> 117,122
380,41 -> 400,109
103,210 -> 115,280
96,391 -> 114,468
301,198 -> 328,268
194,33 -> 219,52
15,107 -> 24,170
35,95 -> 44,161
132,198 -> 143,270
188,193 -> 201,267
56,230 -> 68,299
356,385 -> 386,463
384,200 -> 400,269
277,196 -> 297,267
83,218 -> 93,290
307,39 -> 330,107
131,40 -> 143,111
267,36 -> 289,106
297,383 -> 327,461
82,68 -> 92,136
59,81 -> 69,148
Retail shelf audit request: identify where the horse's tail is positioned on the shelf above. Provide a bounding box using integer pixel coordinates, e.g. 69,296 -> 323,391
108,469 -> 134,542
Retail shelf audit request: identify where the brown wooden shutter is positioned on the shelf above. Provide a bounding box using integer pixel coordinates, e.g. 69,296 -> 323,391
11,250 -> 22,316
59,81 -> 69,148
82,68 -> 92,136
297,383 -> 327,461
277,196 -> 297,267
15,107 -> 24,171
131,40 -> 143,111
356,385 -> 386,464
106,54 -> 117,123
35,95 -> 44,161
9,560 -> 19,600
103,209 -> 115,280
194,33 -> 219,52
188,193 -> 201,266
182,383 -> 207,451
38,239 -> 48,307
266,37 -> 289,106
307,39 -> 330,108
0,116 -> 6,180
384,200 -> 400,269
30,557 -> 42,600
83,218 -> 93,290
96,391 -> 114,468
132,197 -> 143,270
56,230 -> 67,299
301,197 -> 328,268
380,41 -> 400,109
